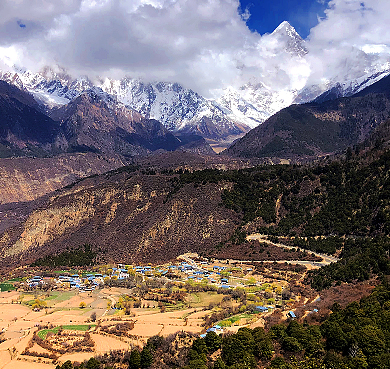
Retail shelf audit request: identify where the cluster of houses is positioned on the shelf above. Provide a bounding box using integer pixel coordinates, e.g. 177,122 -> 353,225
26,273 -> 104,292
179,263 -> 235,287
57,273 -> 104,291
111,266 -> 130,280
24,259 -> 253,292
132,261 -> 235,288
28,276 -> 44,288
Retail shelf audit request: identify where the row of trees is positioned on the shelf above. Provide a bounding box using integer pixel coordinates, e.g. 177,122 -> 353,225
32,244 -> 97,267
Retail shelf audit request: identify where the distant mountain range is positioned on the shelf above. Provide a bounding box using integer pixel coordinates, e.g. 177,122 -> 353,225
2,21 -> 389,146
0,68 -> 250,143
0,79 -> 217,158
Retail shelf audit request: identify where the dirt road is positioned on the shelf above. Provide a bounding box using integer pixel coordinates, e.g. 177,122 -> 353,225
246,234 -> 339,265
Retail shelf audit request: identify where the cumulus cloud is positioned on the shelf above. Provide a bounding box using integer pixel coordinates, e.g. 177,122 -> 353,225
309,0 -> 390,47
0,0 -> 389,97
306,0 -> 390,85
0,0 -> 257,96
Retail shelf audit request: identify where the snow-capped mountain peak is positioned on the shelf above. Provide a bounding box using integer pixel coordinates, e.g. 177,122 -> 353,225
1,21 -> 390,143
270,21 -> 308,56
272,21 -> 299,38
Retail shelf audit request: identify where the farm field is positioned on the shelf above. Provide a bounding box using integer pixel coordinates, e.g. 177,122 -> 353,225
0,282 -> 276,368
0,252 -> 320,368
0,288 -> 244,368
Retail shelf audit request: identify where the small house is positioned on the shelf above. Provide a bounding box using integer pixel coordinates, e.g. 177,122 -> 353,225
255,306 -> 268,313
288,311 -> 296,319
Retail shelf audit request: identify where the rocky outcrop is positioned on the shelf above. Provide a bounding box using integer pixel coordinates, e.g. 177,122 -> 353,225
49,91 -> 182,156
0,153 -> 126,204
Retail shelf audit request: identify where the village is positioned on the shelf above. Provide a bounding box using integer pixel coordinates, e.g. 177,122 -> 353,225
23,257 -> 252,292
0,253 -> 321,369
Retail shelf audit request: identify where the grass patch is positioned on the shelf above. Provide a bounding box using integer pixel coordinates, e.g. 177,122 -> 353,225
164,302 -> 186,312
62,324 -> 95,331
37,324 -> 96,339
188,293 -> 201,304
44,291 -> 76,303
23,291 -> 76,307
186,292 -> 223,308
0,283 -> 15,292
24,299 -> 36,306
245,286 -> 262,293
218,313 -> 255,327
37,327 -> 60,339
8,278 -> 23,282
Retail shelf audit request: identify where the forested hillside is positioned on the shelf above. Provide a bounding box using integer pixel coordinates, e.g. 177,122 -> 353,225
177,137 -> 390,289
224,75 -> 390,160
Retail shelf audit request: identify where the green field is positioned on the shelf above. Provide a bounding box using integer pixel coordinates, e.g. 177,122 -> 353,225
8,277 -> 23,282
164,301 -> 186,312
23,291 -> 77,307
218,313 -> 255,327
37,324 -> 96,339
187,292 -> 224,308
0,283 -> 15,292
44,291 -> 76,303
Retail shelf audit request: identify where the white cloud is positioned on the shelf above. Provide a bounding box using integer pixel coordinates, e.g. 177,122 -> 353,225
0,0 -> 260,96
305,0 -> 390,86
309,0 -> 390,47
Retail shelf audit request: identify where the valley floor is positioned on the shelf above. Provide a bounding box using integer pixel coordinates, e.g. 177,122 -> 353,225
0,243 -> 374,369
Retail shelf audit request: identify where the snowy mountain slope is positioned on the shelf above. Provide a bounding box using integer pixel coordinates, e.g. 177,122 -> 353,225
294,62 -> 390,105
0,69 -> 249,141
270,21 -> 308,57
97,78 -> 248,140
217,83 -> 300,129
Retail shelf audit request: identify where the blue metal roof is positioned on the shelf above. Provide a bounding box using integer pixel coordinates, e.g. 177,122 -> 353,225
288,311 -> 297,318
255,306 -> 268,312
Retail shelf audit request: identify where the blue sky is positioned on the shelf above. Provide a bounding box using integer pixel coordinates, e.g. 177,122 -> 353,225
239,0 -> 330,38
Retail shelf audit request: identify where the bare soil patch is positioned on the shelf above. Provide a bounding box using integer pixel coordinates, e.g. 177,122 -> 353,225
91,333 -> 128,353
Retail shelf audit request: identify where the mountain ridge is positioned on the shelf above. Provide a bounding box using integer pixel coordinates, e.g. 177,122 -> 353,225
0,80 -> 211,158
224,75 -> 390,160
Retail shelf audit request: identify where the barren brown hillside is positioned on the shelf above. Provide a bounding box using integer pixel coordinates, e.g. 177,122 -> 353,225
0,167 -> 240,268
0,153 -> 126,204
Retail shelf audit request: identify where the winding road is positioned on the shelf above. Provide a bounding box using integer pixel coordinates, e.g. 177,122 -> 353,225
246,233 -> 339,265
